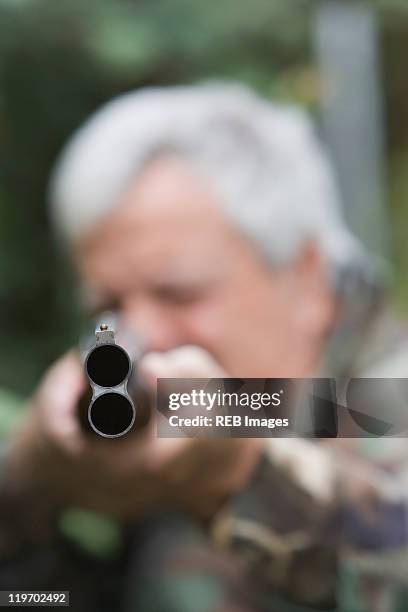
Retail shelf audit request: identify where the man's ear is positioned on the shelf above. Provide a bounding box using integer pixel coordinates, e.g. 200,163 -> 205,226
292,242 -> 336,337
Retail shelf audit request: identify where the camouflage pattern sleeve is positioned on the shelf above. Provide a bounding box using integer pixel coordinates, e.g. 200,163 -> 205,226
210,441 -> 338,610
210,438 -> 408,611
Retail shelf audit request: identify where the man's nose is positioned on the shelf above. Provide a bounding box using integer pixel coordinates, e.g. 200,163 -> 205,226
120,297 -> 182,353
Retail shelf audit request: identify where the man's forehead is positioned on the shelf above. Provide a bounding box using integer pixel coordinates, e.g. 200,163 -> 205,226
74,155 -> 250,302
78,154 -> 231,248
115,154 -> 224,220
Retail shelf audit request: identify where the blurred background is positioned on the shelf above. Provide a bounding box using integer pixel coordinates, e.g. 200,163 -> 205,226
1,0 -> 408,398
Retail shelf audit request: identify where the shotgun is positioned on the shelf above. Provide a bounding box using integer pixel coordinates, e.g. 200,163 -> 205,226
79,322 -> 136,437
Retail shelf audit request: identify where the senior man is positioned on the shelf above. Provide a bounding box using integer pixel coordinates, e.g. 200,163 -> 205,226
1,83 -> 407,612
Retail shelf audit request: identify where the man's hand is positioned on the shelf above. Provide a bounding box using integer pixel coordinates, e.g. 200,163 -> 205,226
139,346 -> 262,519
7,348 -> 260,523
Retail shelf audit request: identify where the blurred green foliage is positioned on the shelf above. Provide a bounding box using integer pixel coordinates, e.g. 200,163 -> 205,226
1,0 -> 408,394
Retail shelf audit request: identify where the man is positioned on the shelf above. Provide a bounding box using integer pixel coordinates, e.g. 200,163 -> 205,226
1,83 -> 407,611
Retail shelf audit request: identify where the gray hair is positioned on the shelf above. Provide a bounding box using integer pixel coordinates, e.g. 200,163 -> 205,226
49,82 -> 366,277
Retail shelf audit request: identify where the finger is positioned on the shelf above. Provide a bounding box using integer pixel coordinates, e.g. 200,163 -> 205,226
139,346 -> 226,386
38,350 -> 87,452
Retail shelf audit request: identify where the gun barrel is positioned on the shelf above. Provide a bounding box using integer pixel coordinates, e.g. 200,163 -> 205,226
81,324 -> 136,437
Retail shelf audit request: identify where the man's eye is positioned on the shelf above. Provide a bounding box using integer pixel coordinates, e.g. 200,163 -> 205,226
153,286 -> 204,304
86,299 -> 120,319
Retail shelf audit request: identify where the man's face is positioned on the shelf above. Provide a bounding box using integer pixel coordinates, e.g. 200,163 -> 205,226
76,156 -> 333,376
